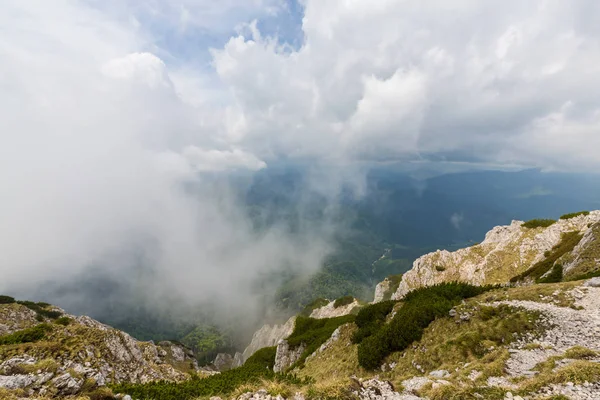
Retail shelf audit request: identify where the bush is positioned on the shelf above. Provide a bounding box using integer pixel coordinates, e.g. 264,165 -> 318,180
112,346 -> 310,400
54,317 -> 72,326
17,300 -> 62,320
511,231 -> 582,283
333,296 -> 354,308
0,324 -> 52,345
286,314 -> 355,368
560,211 -> 590,220
0,295 -> 15,304
538,264 -> 563,284
522,219 -> 556,229
357,282 -> 494,370
352,300 -> 397,344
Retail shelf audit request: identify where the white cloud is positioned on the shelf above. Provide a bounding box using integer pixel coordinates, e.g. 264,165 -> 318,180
211,0 -> 600,170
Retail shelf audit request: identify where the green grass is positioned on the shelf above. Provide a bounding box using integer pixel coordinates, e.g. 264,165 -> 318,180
333,296 -> 354,308
287,315 -> 356,368
560,211 -> 590,220
522,219 -> 556,229
357,282 -> 495,370
511,231 -> 583,283
112,346 -> 310,400
0,324 -> 52,345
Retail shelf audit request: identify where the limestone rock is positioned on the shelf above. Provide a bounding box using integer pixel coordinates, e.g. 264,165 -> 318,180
241,316 -> 296,362
273,340 -> 305,373
52,372 -> 83,396
213,353 -> 233,372
391,211 -> 600,299
373,279 -> 392,303
232,352 -> 244,368
309,299 -> 360,319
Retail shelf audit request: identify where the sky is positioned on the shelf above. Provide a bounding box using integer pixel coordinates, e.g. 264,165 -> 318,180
1,0 -> 600,316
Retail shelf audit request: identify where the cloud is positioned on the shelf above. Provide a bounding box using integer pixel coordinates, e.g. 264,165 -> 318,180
0,0 -> 327,326
211,0 -> 600,170
2,0 -> 600,330
450,213 -> 465,230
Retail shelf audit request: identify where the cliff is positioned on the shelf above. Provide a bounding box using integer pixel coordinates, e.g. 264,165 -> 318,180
391,211 -> 600,299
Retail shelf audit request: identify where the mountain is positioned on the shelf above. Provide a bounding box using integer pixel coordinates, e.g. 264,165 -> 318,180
79,209 -> 600,400
4,210 -> 600,399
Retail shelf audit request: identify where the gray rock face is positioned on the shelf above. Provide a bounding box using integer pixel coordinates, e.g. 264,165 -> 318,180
232,352 -> 244,368
584,277 -> 600,287
213,353 -> 234,371
373,279 -> 392,303
0,374 -> 36,390
241,316 -> 296,363
273,340 -> 305,373
309,299 -> 360,319
52,372 -> 83,396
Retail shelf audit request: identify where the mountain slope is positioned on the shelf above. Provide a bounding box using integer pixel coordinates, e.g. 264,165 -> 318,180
0,298 -> 197,398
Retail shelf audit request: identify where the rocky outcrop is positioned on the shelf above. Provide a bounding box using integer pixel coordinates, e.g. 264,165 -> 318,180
241,316 -> 296,363
309,299 -> 360,319
0,302 -> 197,397
232,352 -> 244,368
390,211 -> 600,300
212,353 -> 233,371
273,340 -> 305,373
373,279 -> 392,303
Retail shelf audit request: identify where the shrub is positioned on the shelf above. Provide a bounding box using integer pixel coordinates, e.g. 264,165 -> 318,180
538,264 -> 563,284
352,300 -> 397,344
0,295 -> 15,304
511,231 -> 582,283
333,296 -> 354,308
560,211 -> 590,220
357,282 -> 494,370
522,219 -> 556,229
17,300 -> 62,320
435,265 -> 446,272
286,314 -> 355,368
0,324 -> 52,345
54,317 -> 72,326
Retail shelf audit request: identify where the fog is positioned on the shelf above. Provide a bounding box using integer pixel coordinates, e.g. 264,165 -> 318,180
3,0 -> 600,342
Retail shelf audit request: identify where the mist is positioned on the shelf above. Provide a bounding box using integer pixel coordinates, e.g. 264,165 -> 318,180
0,2 -> 346,340
4,0 -> 600,346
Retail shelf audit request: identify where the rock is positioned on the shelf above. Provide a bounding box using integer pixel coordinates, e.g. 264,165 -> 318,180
309,299 -> 361,319
232,352 -> 244,368
429,369 -> 450,378
274,339 -> 305,373
213,353 -> 234,372
448,309 -> 457,317
374,279 -> 392,303
0,374 -> 36,390
241,316 -> 297,362
52,372 -> 83,396
171,345 -> 186,362
584,277 -> 600,287
391,211 -> 600,299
